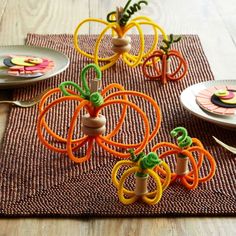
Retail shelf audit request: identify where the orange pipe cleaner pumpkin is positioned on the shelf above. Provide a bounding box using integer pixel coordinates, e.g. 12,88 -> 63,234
142,34 -> 188,84
37,64 -> 162,163
152,127 -> 216,190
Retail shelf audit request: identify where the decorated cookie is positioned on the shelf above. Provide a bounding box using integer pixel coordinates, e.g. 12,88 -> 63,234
196,85 -> 236,116
2,55 -> 54,78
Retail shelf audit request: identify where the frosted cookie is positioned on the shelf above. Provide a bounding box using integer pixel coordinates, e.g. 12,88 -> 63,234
196,85 -> 236,116
2,55 -> 54,78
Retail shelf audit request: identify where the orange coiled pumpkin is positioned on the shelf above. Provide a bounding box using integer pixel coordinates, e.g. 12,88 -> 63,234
142,34 -> 188,84
152,127 -> 216,189
37,64 -> 162,163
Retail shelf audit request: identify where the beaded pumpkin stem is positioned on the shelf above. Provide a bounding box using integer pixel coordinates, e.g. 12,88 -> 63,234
111,150 -> 171,205
37,64 -> 162,163
59,63 -> 103,107
74,0 -> 167,71
152,127 -> 216,190
142,34 -> 188,84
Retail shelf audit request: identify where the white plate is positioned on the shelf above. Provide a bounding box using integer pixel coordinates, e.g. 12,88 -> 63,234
0,45 -> 69,88
180,80 -> 236,129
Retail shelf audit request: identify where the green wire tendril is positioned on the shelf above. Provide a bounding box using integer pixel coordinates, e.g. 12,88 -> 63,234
107,0 -> 148,26
59,64 -> 103,107
170,127 -> 192,149
129,150 -> 161,177
160,34 -> 181,54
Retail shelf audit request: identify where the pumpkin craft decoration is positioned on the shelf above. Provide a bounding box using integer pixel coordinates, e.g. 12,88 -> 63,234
152,127 -> 216,190
142,34 -> 188,84
37,64 -> 162,163
112,150 -> 171,205
74,0 -> 167,71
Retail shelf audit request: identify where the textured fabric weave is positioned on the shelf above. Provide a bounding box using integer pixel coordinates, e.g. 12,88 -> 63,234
0,34 -> 235,216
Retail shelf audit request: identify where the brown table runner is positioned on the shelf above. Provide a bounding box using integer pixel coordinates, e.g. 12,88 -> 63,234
0,34 -> 235,217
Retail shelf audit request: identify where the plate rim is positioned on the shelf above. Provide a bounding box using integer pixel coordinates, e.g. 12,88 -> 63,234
180,79 -> 236,128
0,45 -> 69,88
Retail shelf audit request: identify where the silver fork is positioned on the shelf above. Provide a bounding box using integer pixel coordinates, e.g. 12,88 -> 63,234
213,136 -> 236,155
0,88 -> 50,108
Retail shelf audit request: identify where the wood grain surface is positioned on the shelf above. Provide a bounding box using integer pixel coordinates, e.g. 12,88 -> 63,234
0,0 -> 235,235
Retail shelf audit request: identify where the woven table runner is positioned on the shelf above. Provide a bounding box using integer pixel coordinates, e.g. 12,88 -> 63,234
0,34 -> 235,217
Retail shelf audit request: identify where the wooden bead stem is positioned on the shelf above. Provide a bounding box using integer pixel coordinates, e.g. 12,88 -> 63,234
82,113 -> 106,136
116,6 -> 124,23
111,7 -> 131,53
176,156 -> 189,176
90,78 -> 102,93
167,58 -> 171,74
111,36 -> 131,53
134,175 -> 148,196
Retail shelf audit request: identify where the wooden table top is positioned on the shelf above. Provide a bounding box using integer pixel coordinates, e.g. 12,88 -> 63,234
0,0 -> 235,235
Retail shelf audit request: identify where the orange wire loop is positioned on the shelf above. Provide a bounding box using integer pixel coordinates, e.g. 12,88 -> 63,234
37,64 -> 162,163
151,127 -> 216,190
